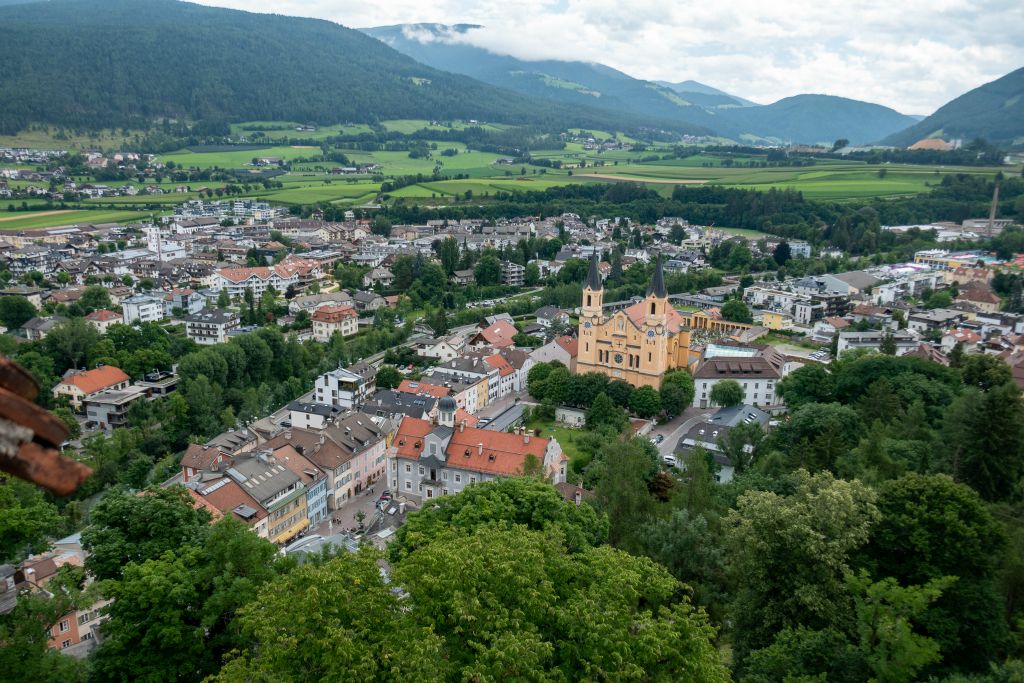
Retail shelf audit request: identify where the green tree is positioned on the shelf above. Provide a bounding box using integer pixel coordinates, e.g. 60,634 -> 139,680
216,288 -> 230,309
81,486 -> 212,581
710,379 -> 744,407
77,284 -> 112,314
438,236 -> 460,274
375,364 -> 402,390
593,439 -> 659,552
778,363 -> 836,409
586,391 -> 628,432
944,383 -> 1024,501
718,421 -> 763,474
629,384 -> 662,418
0,295 -> 36,330
660,369 -> 695,417
725,470 -> 880,669
773,241 -> 792,266
864,474 -> 1009,674
0,473 -> 64,563
721,298 -> 754,323
44,317 -> 99,372
473,254 -> 501,286
524,261 -> 540,286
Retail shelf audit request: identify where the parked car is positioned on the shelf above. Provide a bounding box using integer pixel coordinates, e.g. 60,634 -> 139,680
649,434 -> 665,445
663,454 -> 678,467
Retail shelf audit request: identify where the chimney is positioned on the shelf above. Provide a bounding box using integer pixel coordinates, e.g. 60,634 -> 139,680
284,430 -> 291,440
477,443 -> 483,455
574,490 -> 582,506
459,420 -> 465,433
319,433 -> 325,445
523,433 -> 530,444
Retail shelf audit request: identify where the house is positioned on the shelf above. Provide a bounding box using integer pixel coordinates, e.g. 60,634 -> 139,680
286,401 -> 341,430
414,334 -> 466,362
359,389 -> 438,422
163,288 -> 205,317
272,443 -> 330,527
760,311 -> 793,331
388,399 -> 566,502
501,261 -> 526,286
530,335 -> 578,372
675,405 -> 771,483
535,305 -> 570,328
836,330 -> 919,357
556,406 -> 587,427
907,309 -> 967,333
311,305 -> 358,342
811,316 -> 850,342
263,413 -> 388,510
121,294 -> 165,324
314,365 -> 377,410
20,316 -> 65,341
469,319 -> 518,349
84,386 -> 149,433
692,344 -> 786,409
190,476 -> 270,539
941,327 -> 983,353
84,309 -> 123,334
361,267 -> 394,289
351,290 -> 386,312
53,365 -> 131,411
955,283 -> 1001,313
224,450 -> 308,545
184,310 -> 240,345
451,269 -> 475,285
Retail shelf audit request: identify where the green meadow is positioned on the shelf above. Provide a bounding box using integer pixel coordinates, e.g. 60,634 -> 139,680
0,209 -> 148,231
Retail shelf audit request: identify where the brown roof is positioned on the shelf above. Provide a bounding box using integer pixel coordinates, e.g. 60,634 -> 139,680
554,335 -> 578,357
195,477 -> 267,524
956,283 -> 1000,305
397,379 -> 450,399
474,320 -> 518,348
693,347 -> 785,380
181,443 -> 228,471
85,309 -> 122,321
394,416 -> 550,477
311,305 -> 357,323
58,366 -> 129,394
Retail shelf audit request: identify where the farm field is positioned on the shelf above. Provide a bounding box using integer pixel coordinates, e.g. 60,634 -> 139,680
379,119 -> 511,134
229,121 -> 374,140
0,125 -> 141,151
158,145 -> 319,169
0,209 -> 148,230
387,176 -> 585,199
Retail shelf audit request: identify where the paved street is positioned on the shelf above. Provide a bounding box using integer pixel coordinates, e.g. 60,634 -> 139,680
648,406 -> 714,458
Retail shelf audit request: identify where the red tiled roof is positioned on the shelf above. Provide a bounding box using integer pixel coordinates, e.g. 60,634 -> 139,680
484,354 -> 515,377
393,416 -> 551,477
393,416 -> 434,458
185,488 -> 224,521
181,443 -> 228,470
554,335 -> 578,357
58,366 -> 129,394
475,320 -> 518,348
85,309 -> 122,322
397,379 -> 450,399
197,478 -> 267,524
311,305 -> 357,323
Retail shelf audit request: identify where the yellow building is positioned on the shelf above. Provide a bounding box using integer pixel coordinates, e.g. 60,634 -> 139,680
761,311 -> 792,331
576,256 -> 750,389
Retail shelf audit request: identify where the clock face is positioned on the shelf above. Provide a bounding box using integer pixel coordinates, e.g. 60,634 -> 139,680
584,321 -> 592,329
614,353 -> 624,364
647,330 -> 655,338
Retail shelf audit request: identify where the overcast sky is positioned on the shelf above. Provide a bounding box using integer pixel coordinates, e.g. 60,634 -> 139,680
194,0 -> 1023,115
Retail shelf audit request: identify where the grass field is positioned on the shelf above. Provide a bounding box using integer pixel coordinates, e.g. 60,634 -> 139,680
0,209 -> 148,230
0,125 -> 141,151
159,145 -> 320,169
229,121 -> 373,140
526,419 -> 586,469
380,119 -> 511,134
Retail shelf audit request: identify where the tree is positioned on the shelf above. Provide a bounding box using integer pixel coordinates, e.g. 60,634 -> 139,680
375,365 -> 402,390
864,474 -> 1009,674
593,439 -> 659,552
92,518 -> 283,682
944,384 -> 1024,501
524,262 -> 540,286
77,284 -> 112,314
773,241 -> 791,266
0,474 -> 64,563
473,254 -> 501,286
660,370 -> 695,417
438,236 -> 459,274
44,317 -> 99,372
721,298 -> 753,324
710,379 -> 744,407
880,331 -> 897,355
388,477 -> 608,562
216,288 -> 230,309
960,353 -> 1013,391
718,421 -> 763,474
778,363 -> 836,409
586,391 -> 628,432
53,406 -> 81,440
0,295 -> 36,330
725,470 -> 880,669
81,486 -> 212,581
629,385 -> 662,418
832,138 -> 849,152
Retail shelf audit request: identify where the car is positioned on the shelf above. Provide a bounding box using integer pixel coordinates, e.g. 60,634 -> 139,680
378,490 -> 392,502
477,418 -> 491,426
663,454 -> 678,467
649,434 -> 665,445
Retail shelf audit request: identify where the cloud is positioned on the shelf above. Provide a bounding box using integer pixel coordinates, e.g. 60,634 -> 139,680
191,0 -> 1024,114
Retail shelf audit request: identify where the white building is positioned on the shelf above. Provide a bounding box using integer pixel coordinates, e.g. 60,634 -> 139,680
692,344 -> 786,409
836,330 -> 919,357
313,367 -> 375,410
184,310 -> 240,345
121,294 -> 165,324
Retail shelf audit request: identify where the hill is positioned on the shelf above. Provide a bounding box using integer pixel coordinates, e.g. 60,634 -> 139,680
717,94 -> 920,145
363,23 -> 730,136
0,0 -> 675,136
882,67 -> 1024,148
654,80 -> 759,107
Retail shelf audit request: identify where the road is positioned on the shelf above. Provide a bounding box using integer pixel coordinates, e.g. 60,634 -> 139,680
648,406 -> 714,459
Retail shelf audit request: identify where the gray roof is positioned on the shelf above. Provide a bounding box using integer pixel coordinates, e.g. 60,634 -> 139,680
228,454 -> 300,505
585,253 -> 603,290
647,253 -> 667,298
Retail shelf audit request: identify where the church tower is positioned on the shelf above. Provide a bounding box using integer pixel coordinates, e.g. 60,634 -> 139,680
641,254 -> 670,380
578,254 -> 603,369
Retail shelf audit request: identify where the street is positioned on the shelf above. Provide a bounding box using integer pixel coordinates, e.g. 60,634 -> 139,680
648,406 -> 714,458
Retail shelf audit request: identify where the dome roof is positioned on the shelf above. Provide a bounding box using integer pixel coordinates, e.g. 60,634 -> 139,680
438,396 -> 457,412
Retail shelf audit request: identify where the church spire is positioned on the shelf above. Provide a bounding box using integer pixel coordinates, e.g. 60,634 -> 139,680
646,253 -> 666,298
586,253 -> 603,290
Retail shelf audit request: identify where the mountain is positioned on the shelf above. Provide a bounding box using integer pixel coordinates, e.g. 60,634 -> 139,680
363,23 -> 730,136
882,67 -> 1024,148
655,80 -> 758,108
0,0 -> 676,136
717,94 -> 920,145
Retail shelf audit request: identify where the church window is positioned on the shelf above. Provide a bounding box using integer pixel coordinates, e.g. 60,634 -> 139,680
650,302 -> 656,315
587,294 -> 592,306
648,352 -> 652,362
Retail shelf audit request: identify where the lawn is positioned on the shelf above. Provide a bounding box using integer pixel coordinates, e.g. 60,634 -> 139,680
0,209 -> 149,230
526,418 -> 587,470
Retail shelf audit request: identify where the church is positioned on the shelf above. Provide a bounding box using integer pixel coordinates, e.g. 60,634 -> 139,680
576,255 -> 748,389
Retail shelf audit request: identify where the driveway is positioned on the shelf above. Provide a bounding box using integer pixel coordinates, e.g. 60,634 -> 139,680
649,406 -> 714,458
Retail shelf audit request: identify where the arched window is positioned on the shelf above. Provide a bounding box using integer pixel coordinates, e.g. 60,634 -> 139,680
650,302 -> 656,315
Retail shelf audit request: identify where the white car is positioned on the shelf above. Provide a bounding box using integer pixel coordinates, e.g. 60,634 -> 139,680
662,454 -> 678,467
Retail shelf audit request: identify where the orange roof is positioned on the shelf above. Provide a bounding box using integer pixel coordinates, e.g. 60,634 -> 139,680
393,416 -> 434,458
185,488 -> 224,522
311,305 -> 357,322
484,354 -> 515,377
181,443 -> 227,471
455,408 -> 479,428
393,416 -> 550,477
85,309 -> 122,321
59,365 -> 129,394
397,379 -> 450,399
554,335 -> 578,357
623,300 -> 687,334
909,138 -> 953,151
196,477 -> 267,524
475,320 -> 518,348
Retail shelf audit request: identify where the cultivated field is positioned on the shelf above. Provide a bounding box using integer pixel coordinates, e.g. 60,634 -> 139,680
0,209 -> 148,230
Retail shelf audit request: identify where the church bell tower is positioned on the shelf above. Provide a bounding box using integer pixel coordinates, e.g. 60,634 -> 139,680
578,254 -> 604,369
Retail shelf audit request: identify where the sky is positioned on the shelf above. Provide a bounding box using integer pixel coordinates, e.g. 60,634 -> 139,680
193,0 -> 1023,115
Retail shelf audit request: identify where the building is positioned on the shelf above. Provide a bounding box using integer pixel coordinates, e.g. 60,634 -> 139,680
675,405 -> 771,483
789,241 -> 812,258
531,335 -> 578,372
184,310 -> 240,345
21,316 -> 65,341
121,294 -> 165,324
311,305 -> 358,342
501,260 -> 526,286
692,344 -> 786,409
836,330 -> 920,356
226,450 -> 309,545
577,255 -> 750,389
313,365 -> 377,410
388,397 -> 566,502
84,385 -> 150,433
286,401 -> 340,430
53,365 -> 131,411
84,309 -> 123,334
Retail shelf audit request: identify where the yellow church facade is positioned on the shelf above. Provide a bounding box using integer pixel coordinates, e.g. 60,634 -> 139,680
576,256 -> 751,389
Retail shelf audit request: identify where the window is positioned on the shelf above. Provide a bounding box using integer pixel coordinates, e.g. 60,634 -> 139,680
405,463 -> 411,473
650,302 -> 656,315
470,476 -> 477,483
454,473 -> 461,483
442,471 -> 448,480
418,483 -> 423,492
61,640 -> 71,649
391,461 -> 397,471
59,620 -> 70,633
405,481 -> 411,490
